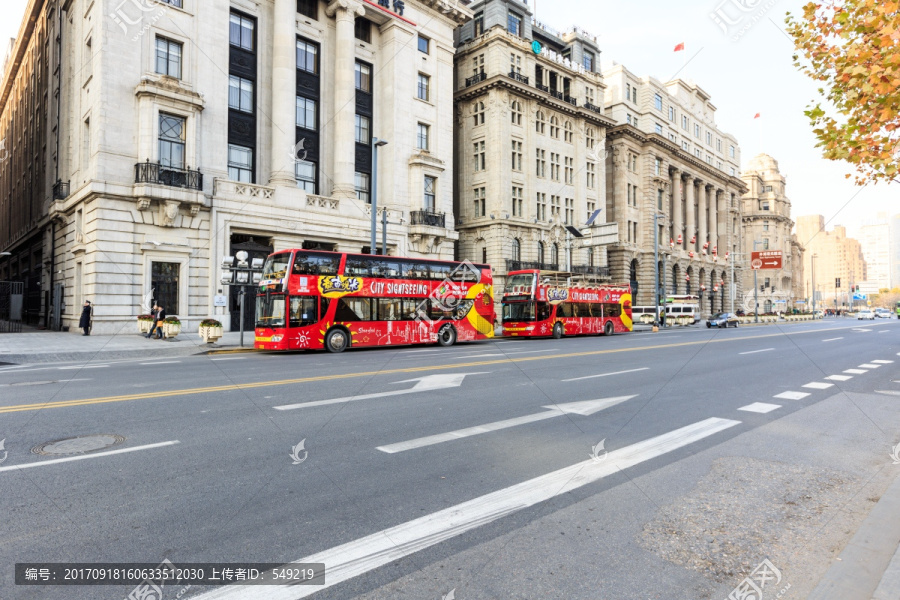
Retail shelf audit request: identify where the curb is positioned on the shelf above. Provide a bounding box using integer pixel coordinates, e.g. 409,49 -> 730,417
203,347 -> 262,355
808,467 -> 900,599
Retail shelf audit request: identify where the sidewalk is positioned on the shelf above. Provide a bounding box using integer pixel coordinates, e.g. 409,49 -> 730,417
0,328 -> 254,364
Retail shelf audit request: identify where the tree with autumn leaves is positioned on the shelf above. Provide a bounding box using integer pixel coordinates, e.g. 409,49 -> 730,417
786,1 -> 900,185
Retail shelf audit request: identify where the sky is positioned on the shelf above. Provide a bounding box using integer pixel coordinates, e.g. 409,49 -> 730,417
2,0 -> 895,243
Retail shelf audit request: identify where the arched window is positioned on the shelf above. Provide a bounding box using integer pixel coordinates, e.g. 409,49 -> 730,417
551,243 -> 559,265
536,110 -> 546,134
585,127 -> 595,149
550,115 -> 560,138
473,101 -> 485,126
511,100 -> 523,126
511,238 -> 521,261
564,121 -> 573,143
537,241 -> 545,264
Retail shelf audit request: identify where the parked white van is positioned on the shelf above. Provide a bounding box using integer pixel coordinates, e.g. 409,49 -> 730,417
665,303 -> 700,324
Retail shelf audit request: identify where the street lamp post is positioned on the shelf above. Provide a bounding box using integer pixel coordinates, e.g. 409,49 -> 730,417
220,251 -> 265,347
811,253 -> 818,315
371,138 -> 389,255
652,212 -> 666,329
752,241 -> 762,323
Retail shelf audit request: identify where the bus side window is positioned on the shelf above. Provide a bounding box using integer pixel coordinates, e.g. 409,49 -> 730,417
537,302 -> 551,321
606,303 -> 622,318
319,297 -> 331,321
290,296 -> 317,327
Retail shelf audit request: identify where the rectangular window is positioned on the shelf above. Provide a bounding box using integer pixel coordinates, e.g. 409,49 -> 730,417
354,17 -> 372,43
716,138 -> 722,152
295,160 -> 317,193
706,131 -> 712,145
229,13 -> 254,51
762,201 -> 770,211
511,140 -> 523,171
729,145 -> 736,158
228,75 -> 254,113
474,141 -> 485,171
151,261 -> 180,315
355,114 -> 371,144
297,0 -> 317,20
474,12 -> 484,36
586,162 -> 596,189
355,172 -> 371,203
536,148 -> 546,177
654,93 -> 663,111
536,192 -> 547,221
355,62 -> 371,92
418,35 -> 429,54
155,37 -> 182,79
228,144 -> 253,182
297,39 -> 318,74
84,37 -> 93,82
417,123 -> 430,150
424,176 -> 436,211
474,187 -> 486,217
655,123 -> 663,134
654,157 -> 662,175
682,140 -> 689,151
158,113 -> 185,169
626,83 -> 631,103
669,106 -> 676,121
511,186 -> 523,216
82,117 -> 91,173
763,238 -> 770,249
682,115 -> 689,130
694,123 -> 700,138
508,11 -> 522,35
296,96 -> 317,130
417,73 -> 430,101
583,50 -> 594,72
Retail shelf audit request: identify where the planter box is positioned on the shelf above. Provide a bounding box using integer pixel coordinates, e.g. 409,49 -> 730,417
163,322 -> 182,339
138,319 -> 152,334
676,316 -> 694,326
199,326 -> 224,344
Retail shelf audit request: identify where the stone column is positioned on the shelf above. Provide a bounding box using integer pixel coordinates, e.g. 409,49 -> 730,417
708,185 -> 718,254
697,179 -> 707,254
685,175 -> 695,252
326,0 -> 365,199
716,188 -> 726,255
671,168 -> 682,249
270,0 -> 300,186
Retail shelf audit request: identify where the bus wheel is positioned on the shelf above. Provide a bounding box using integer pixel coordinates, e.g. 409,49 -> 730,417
325,328 -> 349,353
437,324 -> 457,347
604,321 -> 614,336
552,323 -> 563,339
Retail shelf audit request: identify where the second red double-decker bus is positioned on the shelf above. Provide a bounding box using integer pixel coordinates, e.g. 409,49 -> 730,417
501,269 -> 632,338
254,250 -> 495,352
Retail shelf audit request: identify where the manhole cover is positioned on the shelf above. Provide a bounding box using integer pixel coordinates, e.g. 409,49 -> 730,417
32,434 -> 126,456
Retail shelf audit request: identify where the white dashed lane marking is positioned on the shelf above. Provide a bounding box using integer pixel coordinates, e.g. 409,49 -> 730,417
739,402 -> 781,414
803,382 -> 834,390
872,360 -> 894,364
859,364 -> 881,369
774,391 -> 810,400
844,369 -> 868,374
825,375 -> 853,381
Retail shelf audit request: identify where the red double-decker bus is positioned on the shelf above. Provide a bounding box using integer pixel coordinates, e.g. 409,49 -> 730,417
253,250 -> 495,352
501,269 -> 632,338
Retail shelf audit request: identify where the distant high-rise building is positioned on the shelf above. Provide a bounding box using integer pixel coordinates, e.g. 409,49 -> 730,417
795,215 -> 867,308
859,213 -> 891,294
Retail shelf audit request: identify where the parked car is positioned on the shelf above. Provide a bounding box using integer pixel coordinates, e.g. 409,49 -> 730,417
874,308 -> 891,318
706,312 -> 739,328
857,309 -> 875,320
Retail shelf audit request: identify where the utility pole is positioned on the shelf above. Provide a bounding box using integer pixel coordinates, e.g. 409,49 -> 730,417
811,253 -> 817,315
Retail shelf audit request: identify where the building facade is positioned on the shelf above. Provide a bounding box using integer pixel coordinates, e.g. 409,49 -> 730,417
740,154 -> 804,313
602,64 -> 746,315
0,0 -> 470,334
795,215 -> 867,309
858,213 -> 892,294
453,0 -> 616,298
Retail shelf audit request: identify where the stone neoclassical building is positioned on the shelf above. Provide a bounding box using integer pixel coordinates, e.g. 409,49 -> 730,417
601,64 -> 747,315
0,0 -> 470,333
740,154 -> 804,313
453,0 -> 617,294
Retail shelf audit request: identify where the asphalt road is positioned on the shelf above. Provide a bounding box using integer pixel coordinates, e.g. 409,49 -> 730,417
1,318 -> 899,599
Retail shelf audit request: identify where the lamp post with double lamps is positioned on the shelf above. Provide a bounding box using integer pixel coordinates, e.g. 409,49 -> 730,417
371,138 -> 389,255
220,251 -> 266,347
652,212 -> 667,329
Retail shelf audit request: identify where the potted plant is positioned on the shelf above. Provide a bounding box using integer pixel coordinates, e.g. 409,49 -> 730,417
199,319 -> 224,344
162,316 -> 182,339
137,314 -> 154,334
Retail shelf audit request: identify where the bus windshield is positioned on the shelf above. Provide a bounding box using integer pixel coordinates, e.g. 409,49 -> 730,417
503,301 -> 535,322
506,273 -> 535,293
256,293 -> 286,328
262,254 -> 291,280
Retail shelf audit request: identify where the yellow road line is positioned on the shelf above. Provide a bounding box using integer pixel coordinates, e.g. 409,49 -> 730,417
0,325 -> 875,414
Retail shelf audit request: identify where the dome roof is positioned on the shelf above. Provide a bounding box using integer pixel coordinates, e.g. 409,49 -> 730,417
746,153 -> 780,172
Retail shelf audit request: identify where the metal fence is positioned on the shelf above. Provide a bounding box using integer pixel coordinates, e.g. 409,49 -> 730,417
0,281 -> 24,333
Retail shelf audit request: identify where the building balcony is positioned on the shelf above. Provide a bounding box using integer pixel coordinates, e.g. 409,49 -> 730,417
571,265 -> 610,278
134,161 -> 203,191
584,102 -> 603,114
536,83 -> 550,93
563,95 -> 578,106
549,90 -> 564,101
410,210 -> 445,228
465,72 -> 487,88
508,71 -> 529,84
52,180 -> 70,200
506,260 -> 559,272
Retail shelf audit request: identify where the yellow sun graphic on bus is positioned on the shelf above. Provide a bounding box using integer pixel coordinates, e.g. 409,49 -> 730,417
619,293 -> 633,330
317,322 -> 356,346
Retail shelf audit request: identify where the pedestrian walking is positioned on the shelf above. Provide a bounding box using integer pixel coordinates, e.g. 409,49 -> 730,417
146,304 -> 159,338
154,305 -> 166,339
79,301 -> 93,336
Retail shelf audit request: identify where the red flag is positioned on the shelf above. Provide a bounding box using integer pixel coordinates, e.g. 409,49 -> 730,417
674,42 -> 685,52
753,113 -> 761,119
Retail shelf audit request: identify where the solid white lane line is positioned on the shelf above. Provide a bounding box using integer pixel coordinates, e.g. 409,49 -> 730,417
562,367 -> 650,382
872,360 -> 894,364
879,330 -> 890,333
803,382 -> 834,390
859,364 -> 881,369
875,390 -> 900,396
822,337 -> 844,342
774,391 -> 810,400
377,396 -> 636,454
844,369 -> 868,374
193,417 -> 741,600
739,348 -> 775,355
0,441 -> 180,473
825,375 -> 853,381
57,365 -> 108,370
739,402 -> 781,414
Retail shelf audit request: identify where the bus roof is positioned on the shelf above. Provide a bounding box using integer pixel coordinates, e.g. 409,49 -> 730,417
273,249 -> 490,271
